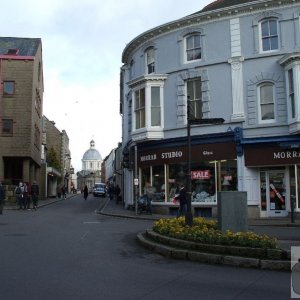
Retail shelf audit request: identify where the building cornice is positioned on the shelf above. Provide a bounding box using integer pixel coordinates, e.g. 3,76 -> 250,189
122,0 -> 300,64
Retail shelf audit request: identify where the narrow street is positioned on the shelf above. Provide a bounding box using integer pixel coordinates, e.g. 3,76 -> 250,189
0,194 -> 291,300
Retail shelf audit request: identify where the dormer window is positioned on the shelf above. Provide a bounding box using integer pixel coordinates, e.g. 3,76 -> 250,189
6,48 -> 19,55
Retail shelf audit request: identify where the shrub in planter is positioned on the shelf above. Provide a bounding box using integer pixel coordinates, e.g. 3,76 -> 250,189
153,217 -> 277,249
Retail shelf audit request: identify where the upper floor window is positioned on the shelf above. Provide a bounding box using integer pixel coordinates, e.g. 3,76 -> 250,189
3,81 -> 15,96
288,69 -> 296,119
186,33 -> 201,62
134,88 -> 146,129
151,87 -> 161,126
2,119 -> 13,136
34,124 -> 40,149
187,78 -> 202,119
258,83 -> 275,122
145,47 -> 155,74
260,19 -> 279,52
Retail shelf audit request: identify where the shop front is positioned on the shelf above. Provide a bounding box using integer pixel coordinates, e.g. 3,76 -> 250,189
138,141 -> 237,216
244,144 -> 300,218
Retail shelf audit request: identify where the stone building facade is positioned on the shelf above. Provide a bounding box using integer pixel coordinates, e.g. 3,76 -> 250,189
0,37 -> 43,189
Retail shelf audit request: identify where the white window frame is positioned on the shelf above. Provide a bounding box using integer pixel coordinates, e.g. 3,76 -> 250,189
257,82 -> 276,124
184,33 -> 201,63
288,68 -> 296,120
145,47 -> 155,74
186,78 -> 203,120
131,80 -> 165,133
259,18 -> 279,53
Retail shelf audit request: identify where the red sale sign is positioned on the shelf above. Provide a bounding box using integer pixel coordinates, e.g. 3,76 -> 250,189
191,170 -> 211,180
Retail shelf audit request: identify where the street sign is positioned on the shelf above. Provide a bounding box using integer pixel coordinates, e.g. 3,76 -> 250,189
134,178 -> 139,186
189,118 -> 225,125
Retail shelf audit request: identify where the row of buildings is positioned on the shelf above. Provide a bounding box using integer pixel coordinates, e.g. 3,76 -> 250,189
0,37 -> 73,202
119,0 -> 300,219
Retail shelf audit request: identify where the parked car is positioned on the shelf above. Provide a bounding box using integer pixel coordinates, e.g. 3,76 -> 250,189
93,183 -> 106,197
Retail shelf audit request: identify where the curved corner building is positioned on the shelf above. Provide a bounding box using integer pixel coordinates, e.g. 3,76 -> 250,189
120,0 -> 300,219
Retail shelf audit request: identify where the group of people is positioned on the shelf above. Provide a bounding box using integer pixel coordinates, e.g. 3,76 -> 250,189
15,181 -> 39,210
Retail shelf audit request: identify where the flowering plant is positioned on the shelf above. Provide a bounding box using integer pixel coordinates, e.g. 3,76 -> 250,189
153,217 -> 277,249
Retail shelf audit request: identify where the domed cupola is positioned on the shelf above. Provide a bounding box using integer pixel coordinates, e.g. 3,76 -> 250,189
82,140 -> 102,171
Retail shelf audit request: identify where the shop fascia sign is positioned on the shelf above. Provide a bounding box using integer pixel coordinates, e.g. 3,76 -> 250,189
191,170 -> 211,180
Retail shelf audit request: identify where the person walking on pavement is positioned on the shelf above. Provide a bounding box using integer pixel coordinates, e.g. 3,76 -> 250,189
83,185 -> 88,200
61,185 -> 67,199
0,181 -> 6,215
23,182 -> 30,210
15,182 -> 24,210
175,183 -> 187,218
31,180 -> 39,210
114,184 -> 121,204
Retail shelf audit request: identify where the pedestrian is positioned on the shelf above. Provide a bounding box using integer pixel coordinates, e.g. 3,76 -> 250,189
57,185 -> 61,198
83,185 -> 88,200
175,183 -> 187,218
31,180 -> 39,210
0,181 -> 5,215
114,184 -> 121,204
144,182 -> 154,214
61,185 -> 67,199
15,182 -> 24,210
108,183 -> 114,201
23,182 -> 30,210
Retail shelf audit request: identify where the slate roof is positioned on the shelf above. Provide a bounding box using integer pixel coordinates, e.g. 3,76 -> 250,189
0,37 -> 41,56
200,0 -> 257,12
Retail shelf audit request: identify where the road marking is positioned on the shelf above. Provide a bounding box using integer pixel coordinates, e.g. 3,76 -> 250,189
83,221 -> 100,224
81,231 -> 89,240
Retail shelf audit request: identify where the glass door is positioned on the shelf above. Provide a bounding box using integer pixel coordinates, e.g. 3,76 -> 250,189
267,171 -> 288,217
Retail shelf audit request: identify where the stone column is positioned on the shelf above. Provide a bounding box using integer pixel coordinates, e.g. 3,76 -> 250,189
22,159 -> 30,183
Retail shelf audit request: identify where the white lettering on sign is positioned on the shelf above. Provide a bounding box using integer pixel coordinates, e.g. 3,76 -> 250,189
191,170 -> 211,180
161,151 -> 183,159
273,151 -> 300,159
203,150 -> 213,156
140,154 -> 157,162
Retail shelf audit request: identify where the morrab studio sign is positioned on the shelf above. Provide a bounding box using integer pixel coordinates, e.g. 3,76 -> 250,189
244,144 -> 300,166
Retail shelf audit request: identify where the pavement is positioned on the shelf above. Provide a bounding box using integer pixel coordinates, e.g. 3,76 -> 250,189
4,194 -> 300,252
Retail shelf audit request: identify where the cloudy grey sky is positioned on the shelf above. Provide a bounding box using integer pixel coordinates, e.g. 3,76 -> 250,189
1,0 -> 212,172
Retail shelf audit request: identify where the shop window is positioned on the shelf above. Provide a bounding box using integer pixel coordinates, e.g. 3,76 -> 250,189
260,172 -> 267,211
3,81 -> 15,96
259,18 -> 279,52
258,82 -> 275,122
152,165 -> 165,202
185,33 -> 201,62
187,78 -> 203,120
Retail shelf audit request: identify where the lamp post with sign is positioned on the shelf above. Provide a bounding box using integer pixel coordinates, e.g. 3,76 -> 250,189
186,97 -> 224,226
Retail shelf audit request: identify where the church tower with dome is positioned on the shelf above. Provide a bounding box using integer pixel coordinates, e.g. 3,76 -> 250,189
82,140 -> 102,171
77,140 -> 102,191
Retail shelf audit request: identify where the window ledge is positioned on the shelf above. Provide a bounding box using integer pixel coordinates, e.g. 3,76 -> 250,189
132,128 -> 164,142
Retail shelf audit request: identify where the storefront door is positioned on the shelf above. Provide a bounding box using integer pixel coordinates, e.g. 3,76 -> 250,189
267,171 -> 288,217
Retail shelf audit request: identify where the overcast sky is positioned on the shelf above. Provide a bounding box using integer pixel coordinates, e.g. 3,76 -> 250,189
1,0 -> 212,172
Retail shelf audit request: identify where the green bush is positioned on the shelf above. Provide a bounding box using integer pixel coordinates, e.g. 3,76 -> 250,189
153,217 -> 277,249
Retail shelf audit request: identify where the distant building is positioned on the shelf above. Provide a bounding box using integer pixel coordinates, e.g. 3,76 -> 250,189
77,140 -> 102,191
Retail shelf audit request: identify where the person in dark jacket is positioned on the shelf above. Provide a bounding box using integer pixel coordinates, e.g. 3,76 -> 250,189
0,181 -> 5,215
83,185 -> 88,200
175,183 -> 187,218
31,180 -> 39,210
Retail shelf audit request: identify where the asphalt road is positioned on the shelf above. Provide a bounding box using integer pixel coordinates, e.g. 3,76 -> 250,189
0,194 -> 292,300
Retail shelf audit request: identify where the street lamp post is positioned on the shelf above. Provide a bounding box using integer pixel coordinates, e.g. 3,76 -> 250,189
185,97 -> 224,226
